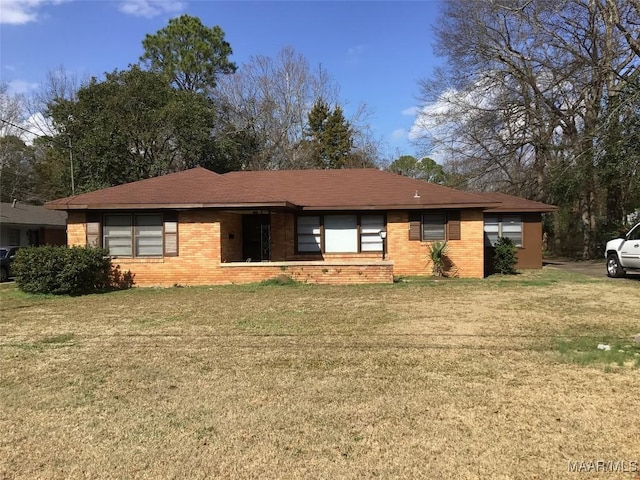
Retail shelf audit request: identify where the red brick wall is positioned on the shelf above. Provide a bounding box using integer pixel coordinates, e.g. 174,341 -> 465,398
270,212 -> 290,261
221,262 -> 394,284
68,210 -> 222,286
387,209 -> 485,278
219,212 -> 243,262
67,208 -> 489,286
67,212 -> 87,246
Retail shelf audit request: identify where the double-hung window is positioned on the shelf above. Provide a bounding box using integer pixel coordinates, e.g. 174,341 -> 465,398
360,215 -> 385,251
103,214 -> 164,257
422,213 -> 446,241
296,214 -> 385,253
103,215 -> 134,256
134,214 -> 163,256
484,215 -> 522,247
409,211 -> 460,242
297,216 -> 322,253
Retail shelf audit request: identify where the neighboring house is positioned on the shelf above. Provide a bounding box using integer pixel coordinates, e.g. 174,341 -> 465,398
0,201 -> 67,247
45,168 -> 556,286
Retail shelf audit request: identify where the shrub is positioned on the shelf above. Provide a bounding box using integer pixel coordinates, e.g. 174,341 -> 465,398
493,237 -> 518,274
13,246 -> 133,295
428,241 -> 449,277
260,274 -> 298,286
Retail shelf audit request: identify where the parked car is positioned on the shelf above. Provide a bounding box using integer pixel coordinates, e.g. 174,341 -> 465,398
0,246 -> 20,282
605,222 -> 640,277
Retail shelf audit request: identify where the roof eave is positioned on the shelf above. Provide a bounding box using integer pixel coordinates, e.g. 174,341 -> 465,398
300,202 -> 497,211
484,206 -> 558,213
45,201 -> 297,211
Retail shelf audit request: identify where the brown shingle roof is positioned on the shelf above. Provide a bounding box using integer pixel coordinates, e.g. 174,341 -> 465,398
45,167 -> 556,213
476,192 -> 557,213
45,167 -> 292,210
224,169 -> 497,210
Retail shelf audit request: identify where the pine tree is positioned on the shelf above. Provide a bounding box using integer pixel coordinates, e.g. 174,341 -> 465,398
303,99 -> 353,169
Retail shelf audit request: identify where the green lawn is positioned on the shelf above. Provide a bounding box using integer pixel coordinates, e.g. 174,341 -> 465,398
1,268 -> 639,479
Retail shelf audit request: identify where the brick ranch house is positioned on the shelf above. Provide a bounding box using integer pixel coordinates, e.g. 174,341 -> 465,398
45,168 -> 556,286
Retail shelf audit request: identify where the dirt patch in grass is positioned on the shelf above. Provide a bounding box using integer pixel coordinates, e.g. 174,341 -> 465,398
0,270 -> 639,479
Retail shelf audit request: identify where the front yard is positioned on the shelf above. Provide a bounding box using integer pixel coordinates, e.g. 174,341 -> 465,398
1,269 -> 638,479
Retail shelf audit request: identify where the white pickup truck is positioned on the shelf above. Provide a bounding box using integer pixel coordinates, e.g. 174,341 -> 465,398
605,222 -> 640,277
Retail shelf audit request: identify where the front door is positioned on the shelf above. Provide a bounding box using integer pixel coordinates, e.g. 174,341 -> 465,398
242,214 -> 271,262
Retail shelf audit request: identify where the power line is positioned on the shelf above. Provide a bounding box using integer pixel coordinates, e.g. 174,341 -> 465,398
1,117 -> 77,193
0,117 -> 45,138
0,117 -> 71,150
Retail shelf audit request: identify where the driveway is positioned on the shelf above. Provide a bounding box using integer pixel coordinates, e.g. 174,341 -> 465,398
544,258 -> 640,281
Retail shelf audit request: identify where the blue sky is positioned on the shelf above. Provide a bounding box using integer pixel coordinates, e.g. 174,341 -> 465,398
1,0 -> 443,159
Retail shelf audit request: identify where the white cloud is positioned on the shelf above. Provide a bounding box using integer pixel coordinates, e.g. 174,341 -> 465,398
1,0 -> 41,24
4,65 -> 17,72
409,106 -> 434,141
118,0 -> 186,18
347,44 -> 367,64
23,112 -> 54,143
6,79 -> 39,95
401,106 -> 419,116
347,45 -> 366,56
0,0 -> 69,25
391,128 -> 407,141
408,88 -> 467,141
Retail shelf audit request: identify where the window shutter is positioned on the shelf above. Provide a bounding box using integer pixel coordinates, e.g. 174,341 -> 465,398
164,212 -> 179,257
409,212 -> 421,241
447,211 -> 461,240
86,212 -> 101,247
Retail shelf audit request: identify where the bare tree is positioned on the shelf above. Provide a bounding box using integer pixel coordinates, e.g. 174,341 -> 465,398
26,66 -> 85,138
214,46 -> 379,170
0,82 -> 27,138
415,0 -> 640,257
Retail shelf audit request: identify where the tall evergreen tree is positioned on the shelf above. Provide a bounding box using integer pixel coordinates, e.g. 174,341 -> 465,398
140,14 -> 236,93
303,100 -> 353,169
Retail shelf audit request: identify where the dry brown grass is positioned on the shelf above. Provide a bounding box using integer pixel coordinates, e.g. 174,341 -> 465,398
1,268 -> 639,479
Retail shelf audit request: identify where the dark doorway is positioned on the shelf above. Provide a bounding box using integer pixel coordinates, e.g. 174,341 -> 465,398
27,229 -> 41,246
243,214 -> 271,262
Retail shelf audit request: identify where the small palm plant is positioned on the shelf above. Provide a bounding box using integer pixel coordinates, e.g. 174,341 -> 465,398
428,241 -> 449,277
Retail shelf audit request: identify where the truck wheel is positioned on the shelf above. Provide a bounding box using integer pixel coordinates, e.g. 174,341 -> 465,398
606,253 -> 625,278
0,267 -> 7,282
